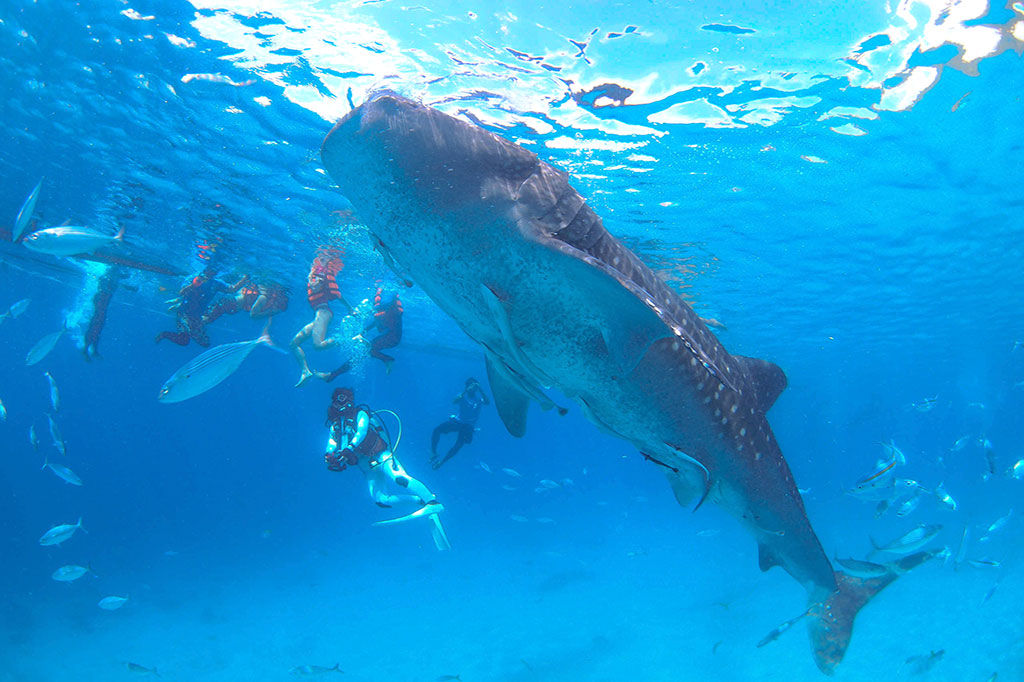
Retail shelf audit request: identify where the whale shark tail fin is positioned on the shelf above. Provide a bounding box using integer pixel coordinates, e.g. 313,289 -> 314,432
807,550 -> 935,675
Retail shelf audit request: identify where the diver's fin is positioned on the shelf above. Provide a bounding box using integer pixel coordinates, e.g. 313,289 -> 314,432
485,352 -> 531,438
430,515 -> 451,551
808,550 -> 936,674
373,501 -> 445,526
732,355 -> 787,413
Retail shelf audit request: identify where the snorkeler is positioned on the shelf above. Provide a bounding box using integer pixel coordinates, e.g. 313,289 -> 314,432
202,280 -> 289,325
363,286 -> 403,372
155,265 -> 247,347
323,387 -> 449,550
430,377 -> 490,470
291,249 -> 353,386
82,266 -> 127,361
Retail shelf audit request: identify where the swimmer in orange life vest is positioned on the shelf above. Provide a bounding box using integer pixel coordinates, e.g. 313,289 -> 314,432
323,387 -> 450,551
202,281 -> 289,325
291,250 -> 353,386
155,265 -> 248,347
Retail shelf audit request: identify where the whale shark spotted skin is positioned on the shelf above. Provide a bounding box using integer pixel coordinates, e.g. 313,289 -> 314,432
321,93 -> 929,674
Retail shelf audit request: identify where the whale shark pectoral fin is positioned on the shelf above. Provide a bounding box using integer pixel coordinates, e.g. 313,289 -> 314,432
666,469 -> 702,508
732,354 -> 788,413
485,352 -> 531,438
480,283 -> 553,389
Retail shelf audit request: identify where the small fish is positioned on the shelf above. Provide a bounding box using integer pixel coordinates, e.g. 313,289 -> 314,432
436,676 -> 461,681
501,467 -> 521,477
538,479 -> 560,489
896,494 -> 922,517
39,518 -> 84,546
124,661 -> 160,676
509,514 -> 529,522
535,517 -> 555,524
48,413 -> 66,455
0,398 -> 6,421
954,525 -> 970,571
29,423 -> 39,450
8,298 -> 30,318
982,582 -> 999,603
288,663 -> 344,675
14,178 -> 43,242
44,371 -> 60,412
22,225 -> 125,257
870,524 -> 942,555
910,395 -> 938,412
98,595 -> 129,610
158,328 -> 276,402
984,508 -> 1013,536
181,73 -> 257,87
933,483 -> 957,511
950,436 -> 971,452
500,484 -> 517,491
1010,459 -> 1024,480
52,564 -> 94,582
968,558 -> 1000,568
968,402 -> 987,410
981,439 -> 997,476
561,478 -> 575,487
904,648 -> 944,674
834,556 -> 890,578
756,610 -> 809,648
879,439 -> 907,465
26,321 -> 67,366
477,461 -> 492,474
42,457 -> 82,485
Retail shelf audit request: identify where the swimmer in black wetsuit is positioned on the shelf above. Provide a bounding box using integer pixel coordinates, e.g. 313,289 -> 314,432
430,377 -> 490,470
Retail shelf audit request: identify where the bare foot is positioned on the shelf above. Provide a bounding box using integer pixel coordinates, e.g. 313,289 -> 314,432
294,369 -> 314,387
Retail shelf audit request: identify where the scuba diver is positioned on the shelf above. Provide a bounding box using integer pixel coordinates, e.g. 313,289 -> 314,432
291,249 -> 353,386
202,280 -> 289,325
155,265 -> 247,347
324,387 -> 450,551
430,377 -> 490,470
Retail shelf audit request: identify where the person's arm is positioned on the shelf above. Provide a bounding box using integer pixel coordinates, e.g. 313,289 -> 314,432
478,387 -> 490,405
337,411 -> 370,459
324,424 -> 346,471
225,275 -> 248,294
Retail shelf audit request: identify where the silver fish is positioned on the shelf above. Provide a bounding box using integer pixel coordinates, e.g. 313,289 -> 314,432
968,558 -> 1000,568
14,178 -> 43,242
52,564 -> 94,582
879,439 -> 906,465
39,517 -> 83,546
47,413 -> 66,456
29,423 -> 39,450
98,595 -> 129,610
8,298 -> 30,318
124,661 -> 159,676
22,225 -> 125,257
43,457 -> 82,485
950,436 -> 970,451
870,524 -> 942,555
0,398 -> 6,421
933,483 -> 957,511
910,395 -> 938,412
539,479 -> 560,489
895,494 -> 922,517
158,329 -> 274,403
44,371 -> 60,412
1011,459 -> 1024,480
477,461 -> 492,473
289,663 -> 343,675
954,525 -> 970,570
834,556 -> 890,579
984,508 -> 1013,536
501,467 -> 521,477
26,321 -> 66,366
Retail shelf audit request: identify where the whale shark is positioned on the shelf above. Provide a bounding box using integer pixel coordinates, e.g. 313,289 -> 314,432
321,93 -> 929,674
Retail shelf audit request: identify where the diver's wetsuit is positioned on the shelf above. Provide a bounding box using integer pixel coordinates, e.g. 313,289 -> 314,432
156,271 -> 238,347
368,289 -> 402,365
82,267 -> 124,361
430,384 -> 488,469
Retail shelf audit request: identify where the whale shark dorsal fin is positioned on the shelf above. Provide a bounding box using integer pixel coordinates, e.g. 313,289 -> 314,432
733,355 -> 787,413
758,542 -> 780,572
485,352 -> 531,438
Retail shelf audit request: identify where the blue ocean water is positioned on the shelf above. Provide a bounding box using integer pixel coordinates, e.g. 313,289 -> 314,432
2,1 -> 1023,680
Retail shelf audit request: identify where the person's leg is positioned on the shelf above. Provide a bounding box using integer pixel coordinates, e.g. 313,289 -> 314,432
366,456 -> 421,506
369,330 -> 399,365
430,418 -> 459,464
383,453 -> 436,504
290,321 -> 316,386
203,295 -> 240,325
311,307 -> 336,350
444,423 -> 473,460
